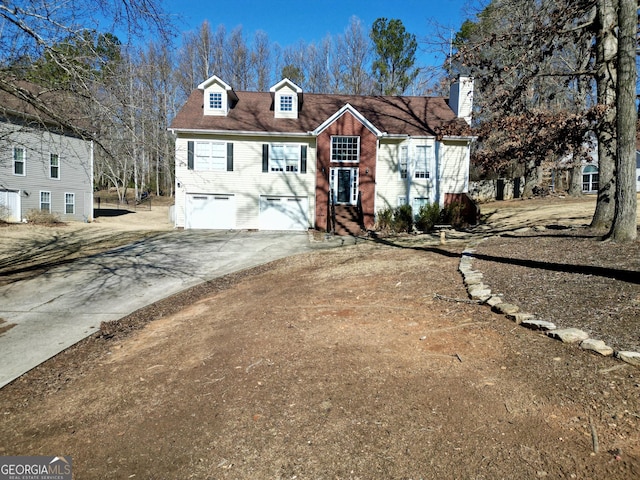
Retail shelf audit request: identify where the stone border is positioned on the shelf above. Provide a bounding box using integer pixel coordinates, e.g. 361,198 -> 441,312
459,243 -> 640,368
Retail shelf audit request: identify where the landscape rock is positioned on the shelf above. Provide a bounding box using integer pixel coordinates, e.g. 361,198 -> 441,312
491,303 -> 519,315
580,339 -> 614,356
616,351 -> 640,367
546,328 -> 589,344
485,295 -> 503,307
469,287 -> 492,301
506,312 -> 536,324
521,319 -> 556,331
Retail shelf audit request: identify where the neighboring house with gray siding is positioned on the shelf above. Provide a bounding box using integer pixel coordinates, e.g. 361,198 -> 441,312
0,87 -> 93,222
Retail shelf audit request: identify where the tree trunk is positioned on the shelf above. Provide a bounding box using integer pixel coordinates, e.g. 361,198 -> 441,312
591,0 -> 618,230
607,0 -> 637,241
522,158 -> 541,197
567,165 -> 583,196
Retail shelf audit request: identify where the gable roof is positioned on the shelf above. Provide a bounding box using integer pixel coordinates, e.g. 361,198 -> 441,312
170,89 -> 470,137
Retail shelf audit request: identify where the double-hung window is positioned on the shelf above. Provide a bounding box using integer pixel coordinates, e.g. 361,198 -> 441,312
209,92 -> 222,110
414,145 -> 432,179
399,146 -> 408,179
65,193 -> 75,214
50,153 -> 60,179
331,136 -> 359,162
13,147 -> 25,176
40,191 -> 51,212
270,145 -> 300,172
194,141 -> 226,171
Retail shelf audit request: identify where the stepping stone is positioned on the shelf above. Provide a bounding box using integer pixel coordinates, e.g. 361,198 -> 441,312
492,303 -> 519,315
616,351 -> 640,367
546,328 -> 589,344
580,339 -> 614,356
506,312 -> 536,325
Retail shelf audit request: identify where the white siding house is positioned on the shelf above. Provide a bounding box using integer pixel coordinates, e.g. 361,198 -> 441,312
170,75 -> 475,234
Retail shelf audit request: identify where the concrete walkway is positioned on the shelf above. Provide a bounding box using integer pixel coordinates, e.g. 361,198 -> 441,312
0,230 -> 315,388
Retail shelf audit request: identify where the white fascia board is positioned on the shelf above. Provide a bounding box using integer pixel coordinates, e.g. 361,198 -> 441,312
170,128 -> 313,138
269,78 -> 303,93
312,103 -> 383,137
441,135 -> 477,142
198,75 -> 233,90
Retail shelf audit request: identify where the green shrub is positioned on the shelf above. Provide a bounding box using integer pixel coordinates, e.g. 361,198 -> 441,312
375,207 -> 394,232
393,204 -> 413,233
415,202 -> 441,232
441,202 -> 465,228
26,209 -> 62,225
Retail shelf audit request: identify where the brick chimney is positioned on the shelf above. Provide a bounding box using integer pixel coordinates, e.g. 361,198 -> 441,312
449,76 -> 474,125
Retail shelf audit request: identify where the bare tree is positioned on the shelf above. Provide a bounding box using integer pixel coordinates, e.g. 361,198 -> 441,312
251,31 -> 271,91
336,16 -> 373,94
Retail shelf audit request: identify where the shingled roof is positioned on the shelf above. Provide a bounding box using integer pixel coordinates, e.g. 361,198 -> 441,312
170,89 -> 471,137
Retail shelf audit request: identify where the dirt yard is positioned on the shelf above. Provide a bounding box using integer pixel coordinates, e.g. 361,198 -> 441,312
0,195 -> 639,479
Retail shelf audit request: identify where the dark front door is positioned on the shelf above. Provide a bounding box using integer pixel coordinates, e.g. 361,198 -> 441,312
337,169 -> 351,203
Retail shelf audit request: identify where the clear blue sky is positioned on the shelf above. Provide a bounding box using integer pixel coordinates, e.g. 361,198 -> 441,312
163,0 -> 475,68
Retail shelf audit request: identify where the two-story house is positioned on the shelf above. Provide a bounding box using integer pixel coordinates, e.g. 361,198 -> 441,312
170,75 -> 474,233
0,86 -> 94,222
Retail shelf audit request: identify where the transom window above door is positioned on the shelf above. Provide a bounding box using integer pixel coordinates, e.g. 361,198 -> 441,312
331,136 -> 360,162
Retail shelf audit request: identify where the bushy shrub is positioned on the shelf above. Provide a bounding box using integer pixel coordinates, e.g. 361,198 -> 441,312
415,202 -> 441,232
441,202 -> 465,228
393,204 -> 413,233
25,209 -> 62,225
375,206 -> 394,232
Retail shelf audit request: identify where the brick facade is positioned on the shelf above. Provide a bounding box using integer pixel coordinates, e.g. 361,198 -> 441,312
315,111 -> 378,231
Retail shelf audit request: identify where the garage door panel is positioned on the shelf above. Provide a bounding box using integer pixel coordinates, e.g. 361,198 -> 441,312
186,194 -> 235,229
260,196 -> 308,231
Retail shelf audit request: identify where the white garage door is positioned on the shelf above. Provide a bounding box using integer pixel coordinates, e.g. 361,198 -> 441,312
0,190 -> 21,222
259,196 -> 309,231
185,194 -> 235,229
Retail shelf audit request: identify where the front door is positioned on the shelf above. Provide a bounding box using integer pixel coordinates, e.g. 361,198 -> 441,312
337,169 -> 351,203
331,168 -> 358,205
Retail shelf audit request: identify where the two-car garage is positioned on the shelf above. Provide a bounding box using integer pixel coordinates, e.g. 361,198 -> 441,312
184,193 -> 309,231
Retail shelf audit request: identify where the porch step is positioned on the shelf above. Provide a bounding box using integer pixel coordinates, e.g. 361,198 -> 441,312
333,205 -> 363,236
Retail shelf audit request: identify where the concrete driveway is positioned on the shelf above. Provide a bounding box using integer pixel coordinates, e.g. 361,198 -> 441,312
0,230 -> 316,388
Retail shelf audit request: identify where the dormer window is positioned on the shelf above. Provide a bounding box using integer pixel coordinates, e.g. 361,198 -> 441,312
270,78 -> 303,119
198,75 -> 238,117
209,92 -> 222,110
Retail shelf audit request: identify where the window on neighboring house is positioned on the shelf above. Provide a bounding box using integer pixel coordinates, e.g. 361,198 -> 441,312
194,141 -> 226,171
399,146 -> 408,179
40,191 -> 51,212
331,136 -> 359,162
50,153 -> 60,179
414,145 -> 432,179
13,147 -> 25,175
65,193 -> 75,214
582,165 -> 599,192
270,145 -> 300,172
209,92 -> 222,110
280,94 -> 293,112
397,196 -> 407,207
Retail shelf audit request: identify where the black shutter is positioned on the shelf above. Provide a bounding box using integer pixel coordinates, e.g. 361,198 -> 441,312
227,143 -> 234,171
300,145 -> 307,174
187,141 -> 194,170
262,144 -> 269,172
